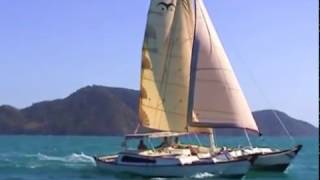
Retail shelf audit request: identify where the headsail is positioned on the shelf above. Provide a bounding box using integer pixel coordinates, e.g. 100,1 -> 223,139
188,0 -> 259,133
139,0 -> 194,132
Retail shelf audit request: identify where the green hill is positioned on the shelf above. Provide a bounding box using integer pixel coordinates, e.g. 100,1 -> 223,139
0,85 -> 317,136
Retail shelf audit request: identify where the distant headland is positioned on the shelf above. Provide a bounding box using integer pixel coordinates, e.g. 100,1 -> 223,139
0,85 -> 317,136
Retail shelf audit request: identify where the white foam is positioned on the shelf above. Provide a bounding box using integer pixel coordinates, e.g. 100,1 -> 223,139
67,153 -> 95,163
36,152 -> 95,164
191,172 -> 215,179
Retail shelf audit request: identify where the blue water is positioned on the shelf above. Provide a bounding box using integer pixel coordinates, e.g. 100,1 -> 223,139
0,135 -> 318,180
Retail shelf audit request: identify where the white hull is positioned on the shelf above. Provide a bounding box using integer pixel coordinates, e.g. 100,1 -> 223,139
94,154 -> 255,178
230,145 -> 302,171
252,145 -> 302,171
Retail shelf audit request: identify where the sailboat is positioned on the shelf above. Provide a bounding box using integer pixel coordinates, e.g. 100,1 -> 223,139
93,0 -> 260,177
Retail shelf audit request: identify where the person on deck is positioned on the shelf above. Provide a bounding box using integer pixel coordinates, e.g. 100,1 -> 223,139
174,137 -> 179,144
172,137 -> 182,148
156,137 -> 170,149
138,139 -> 147,151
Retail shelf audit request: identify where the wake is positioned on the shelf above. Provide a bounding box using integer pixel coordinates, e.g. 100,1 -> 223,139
0,152 -> 96,169
36,152 -> 95,164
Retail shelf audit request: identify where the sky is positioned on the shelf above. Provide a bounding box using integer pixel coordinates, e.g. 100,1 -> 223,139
0,0 -> 318,127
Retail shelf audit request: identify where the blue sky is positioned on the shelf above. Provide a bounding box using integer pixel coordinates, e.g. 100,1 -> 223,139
0,0 -> 318,127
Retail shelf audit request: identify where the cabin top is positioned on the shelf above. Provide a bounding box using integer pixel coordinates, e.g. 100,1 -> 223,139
125,132 -> 189,139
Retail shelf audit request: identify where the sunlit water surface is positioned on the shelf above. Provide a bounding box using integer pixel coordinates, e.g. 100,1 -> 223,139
0,135 -> 317,180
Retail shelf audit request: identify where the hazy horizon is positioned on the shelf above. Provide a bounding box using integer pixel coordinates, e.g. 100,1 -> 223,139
0,0 -> 318,127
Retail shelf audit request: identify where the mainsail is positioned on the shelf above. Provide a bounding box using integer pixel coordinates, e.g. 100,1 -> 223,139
188,0 -> 259,133
139,0 -> 194,132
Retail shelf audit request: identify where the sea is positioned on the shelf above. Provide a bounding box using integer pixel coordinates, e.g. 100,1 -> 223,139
0,135 -> 318,180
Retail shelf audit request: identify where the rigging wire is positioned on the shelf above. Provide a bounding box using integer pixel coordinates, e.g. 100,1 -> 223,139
193,133 -> 202,147
147,137 -> 155,151
244,129 -> 253,148
186,133 -> 194,145
133,123 -> 140,134
228,41 -> 296,146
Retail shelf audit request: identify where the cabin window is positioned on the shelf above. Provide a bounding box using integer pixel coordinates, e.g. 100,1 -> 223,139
121,156 -> 155,163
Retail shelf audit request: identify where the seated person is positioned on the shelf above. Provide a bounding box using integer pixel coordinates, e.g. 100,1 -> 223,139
172,137 -> 184,148
156,137 -> 170,149
174,137 -> 179,144
219,146 -> 232,160
137,139 -> 147,151
188,145 -> 199,155
218,146 -> 227,154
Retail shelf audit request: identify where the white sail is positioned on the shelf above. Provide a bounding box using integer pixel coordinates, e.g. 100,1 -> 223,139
188,0 -> 259,133
139,0 -> 194,132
